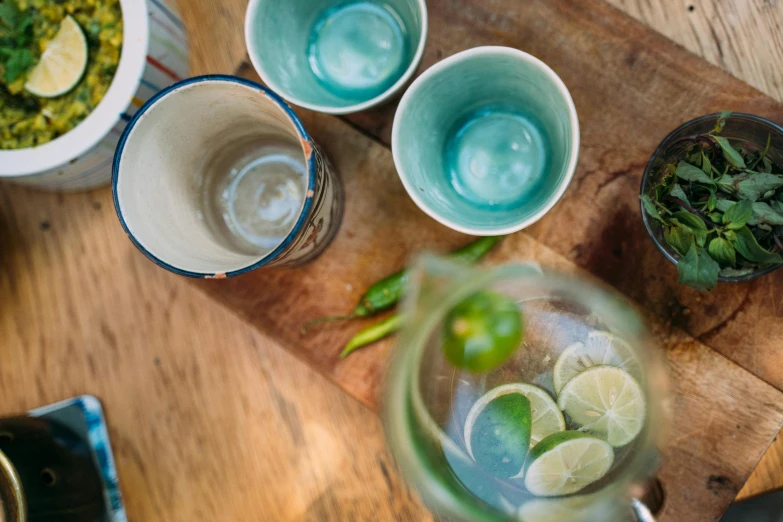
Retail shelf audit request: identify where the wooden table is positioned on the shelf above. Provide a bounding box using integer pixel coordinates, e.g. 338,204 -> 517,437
1,0 -> 783,521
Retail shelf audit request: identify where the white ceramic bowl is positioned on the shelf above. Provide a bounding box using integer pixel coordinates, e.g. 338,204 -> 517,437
0,0 -> 189,191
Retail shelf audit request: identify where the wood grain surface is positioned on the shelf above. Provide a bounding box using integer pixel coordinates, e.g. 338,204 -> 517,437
0,1 -> 781,521
0,185 -> 430,521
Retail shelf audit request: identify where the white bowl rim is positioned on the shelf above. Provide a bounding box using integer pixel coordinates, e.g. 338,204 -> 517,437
391,46 -> 581,236
0,0 -> 150,178
244,0 -> 428,115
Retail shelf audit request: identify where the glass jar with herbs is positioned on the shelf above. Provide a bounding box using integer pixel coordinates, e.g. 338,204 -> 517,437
641,112 -> 783,291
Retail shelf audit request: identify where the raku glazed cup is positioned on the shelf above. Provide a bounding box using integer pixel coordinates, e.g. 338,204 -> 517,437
392,47 -> 579,235
113,75 -> 344,279
245,0 -> 428,114
0,0 -> 188,191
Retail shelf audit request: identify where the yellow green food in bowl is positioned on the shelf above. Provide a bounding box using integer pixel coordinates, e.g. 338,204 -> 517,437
0,0 -> 123,150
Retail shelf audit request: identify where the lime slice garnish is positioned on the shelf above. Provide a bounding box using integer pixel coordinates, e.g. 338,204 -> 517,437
557,366 -> 646,447
553,330 -> 643,394
524,431 -> 614,497
25,15 -> 88,98
462,390 -> 531,478
465,383 -> 564,456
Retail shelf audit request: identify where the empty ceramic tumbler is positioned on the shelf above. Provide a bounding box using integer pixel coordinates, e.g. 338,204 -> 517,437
113,75 -> 344,278
392,47 -> 579,236
245,0 -> 428,114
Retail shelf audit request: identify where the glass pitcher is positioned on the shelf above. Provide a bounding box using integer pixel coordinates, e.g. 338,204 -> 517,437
383,256 -> 669,522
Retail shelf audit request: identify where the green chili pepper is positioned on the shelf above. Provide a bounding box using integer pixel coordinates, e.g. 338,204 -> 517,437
340,315 -> 403,359
301,236 -> 502,333
340,290 -> 524,362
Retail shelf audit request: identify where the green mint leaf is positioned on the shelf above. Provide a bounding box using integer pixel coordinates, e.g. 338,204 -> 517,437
716,172 -> 783,201
676,160 -> 715,185
722,199 -> 753,230
733,226 -> 783,264
669,184 -> 690,205
3,47 -> 33,83
678,244 -> 720,291
672,211 -> 708,246
747,202 -> 783,226
708,237 -> 736,266
0,2 -> 19,30
713,111 -> 732,134
724,230 -> 738,242
715,200 -> 732,213
665,226 -> 694,256
738,173 -> 783,201
715,174 -> 736,195
708,212 -> 723,223
707,193 -> 717,211
714,136 -> 746,169
701,152 -> 712,176
719,267 -> 755,278
672,211 -> 708,231
640,195 -> 665,224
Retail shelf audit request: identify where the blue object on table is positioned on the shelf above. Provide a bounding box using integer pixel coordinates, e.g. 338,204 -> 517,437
29,396 -> 127,522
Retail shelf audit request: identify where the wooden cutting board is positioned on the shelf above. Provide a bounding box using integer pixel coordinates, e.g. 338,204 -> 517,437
189,0 -> 783,519
343,0 -> 783,392
183,0 -> 783,513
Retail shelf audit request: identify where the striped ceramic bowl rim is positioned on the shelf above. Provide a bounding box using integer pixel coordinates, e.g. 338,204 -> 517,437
0,0 -> 152,178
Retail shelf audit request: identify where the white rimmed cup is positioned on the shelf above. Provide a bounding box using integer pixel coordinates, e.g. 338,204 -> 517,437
112,75 -> 344,278
0,0 -> 189,191
245,0 -> 428,115
392,46 -> 580,236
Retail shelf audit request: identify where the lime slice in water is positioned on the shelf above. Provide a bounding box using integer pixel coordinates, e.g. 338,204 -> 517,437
553,331 -> 643,394
557,366 -> 646,447
524,431 -> 614,497
465,383 -> 564,457
462,390 -> 531,478
25,15 -> 88,98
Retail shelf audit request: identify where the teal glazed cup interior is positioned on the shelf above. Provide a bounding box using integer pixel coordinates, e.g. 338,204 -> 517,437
392,47 -> 580,235
245,0 -> 428,114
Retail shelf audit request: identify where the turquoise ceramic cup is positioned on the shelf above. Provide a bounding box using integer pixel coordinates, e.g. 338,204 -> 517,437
245,0 -> 428,115
392,47 -> 580,235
